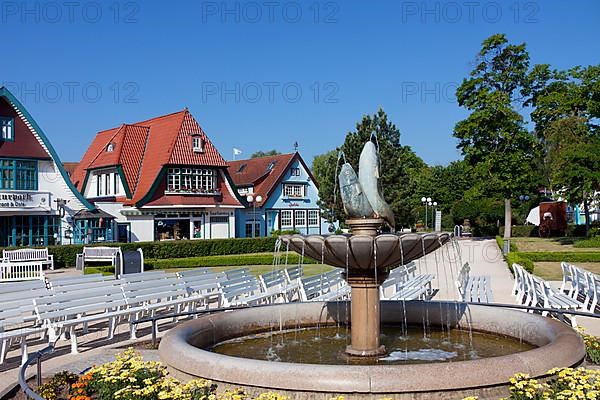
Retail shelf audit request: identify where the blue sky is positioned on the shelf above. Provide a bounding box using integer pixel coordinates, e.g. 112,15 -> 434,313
2,0 -> 599,166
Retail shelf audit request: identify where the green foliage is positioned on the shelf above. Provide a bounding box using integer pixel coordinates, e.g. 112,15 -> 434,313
251,150 -> 281,158
499,225 -> 538,237
505,252 -> 534,273
575,236 -> 600,248
38,371 -> 79,400
5,238 -> 280,268
270,229 -> 300,236
454,34 -> 541,200
579,328 -> 600,364
518,251 -> 600,263
145,253 -> 317,270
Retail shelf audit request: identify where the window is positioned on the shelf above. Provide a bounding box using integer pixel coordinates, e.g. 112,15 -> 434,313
167,168 -> 217,193
268,161 -> 276,171
237,164 -> 246,173
114,172 -> 119,195
281,210 -> 292,227
284,184 -> 305,198
245,222 -> 260,238
192,136 -> 204,153
0,159 -> 37,190
295,210 -> 306,227
308,210 -> 320,226
291,167 -> 300,176
237,186 -> 253,195
97,174 -> 102,196
0,117 -> 14,141
106,143 -> 115,152
105,173 -> 110,195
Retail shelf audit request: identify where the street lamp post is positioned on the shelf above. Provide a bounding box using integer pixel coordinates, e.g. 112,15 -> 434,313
432,201 -> 438,230
246,194 -> 263,238
422,197 -> 434,231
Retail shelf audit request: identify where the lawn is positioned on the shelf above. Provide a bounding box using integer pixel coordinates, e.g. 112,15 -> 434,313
534,261 -> 600,281
86,262 -> 334,277
512,237 -> 600,252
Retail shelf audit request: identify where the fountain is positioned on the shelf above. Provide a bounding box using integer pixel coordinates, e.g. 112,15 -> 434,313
159,137 -> 585,399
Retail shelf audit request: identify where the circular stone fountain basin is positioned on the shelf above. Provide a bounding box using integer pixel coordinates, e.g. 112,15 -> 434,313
159,301 -> 585,399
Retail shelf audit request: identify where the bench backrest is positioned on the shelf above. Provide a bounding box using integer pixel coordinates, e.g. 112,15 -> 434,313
177,268 -> 214,278
48,273 -> 113,288
120,271 -> 167,283
0,279 -> 48,295
82,247 -> 120,259
285,266 -> 302,282
225,268 -> 251,280
260,270 -> 287,290
3,248 -> 49,262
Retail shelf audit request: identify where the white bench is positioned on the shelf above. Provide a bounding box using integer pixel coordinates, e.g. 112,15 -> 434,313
1,306 -> 46,365
76,246 -> 121,272
381,262 -> 435,300
456,263 -> 493,303
300,270 -> 349,302
513,263 -> 583,327
3,248 -> 54,270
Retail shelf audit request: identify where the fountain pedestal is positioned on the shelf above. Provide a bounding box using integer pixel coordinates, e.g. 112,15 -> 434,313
345,275 -> 386,357
344,218 -> 388,357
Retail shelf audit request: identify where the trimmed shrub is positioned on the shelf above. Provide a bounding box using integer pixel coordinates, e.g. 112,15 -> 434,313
575,237 -> 600,248
505,252 -> 534,273
499,225 -> 538,237
1,237 -> 281,268
518,251 -> 600,263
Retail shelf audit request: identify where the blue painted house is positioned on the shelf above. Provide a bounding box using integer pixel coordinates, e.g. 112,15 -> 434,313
229,152 -> 330,237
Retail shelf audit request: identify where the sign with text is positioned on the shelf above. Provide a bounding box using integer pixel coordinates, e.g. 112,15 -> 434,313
0,191 -> 51,212
435,211 -> 442,232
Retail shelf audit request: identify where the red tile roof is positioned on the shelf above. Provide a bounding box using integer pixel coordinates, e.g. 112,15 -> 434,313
229,152 -> 317,204
72,110 -> 238,207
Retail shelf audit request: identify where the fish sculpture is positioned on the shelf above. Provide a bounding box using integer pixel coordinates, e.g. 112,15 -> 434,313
357,140 -> 396,229
338,162 -> 374,218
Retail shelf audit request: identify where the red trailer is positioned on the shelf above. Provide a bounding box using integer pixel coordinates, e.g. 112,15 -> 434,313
538,201 -> 567,237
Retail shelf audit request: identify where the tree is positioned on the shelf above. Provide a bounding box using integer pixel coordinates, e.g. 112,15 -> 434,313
313,108 -> 428,228
454,34 -> 540,244
251,150 -> 281,158
528,64 -> 600,234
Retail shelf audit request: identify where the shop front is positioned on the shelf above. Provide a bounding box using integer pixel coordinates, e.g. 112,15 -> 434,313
152,211 -> 233,241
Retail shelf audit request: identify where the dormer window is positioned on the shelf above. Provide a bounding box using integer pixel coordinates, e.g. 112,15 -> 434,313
0,117 -> 14,141
192,135 -> 204,153
291,167 -> 300,176
106,143 -> 115,152
267,161 -> 276,171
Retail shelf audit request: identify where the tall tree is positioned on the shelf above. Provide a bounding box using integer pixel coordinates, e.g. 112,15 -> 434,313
528,64 -> 600,234
454,34 -> 539,245
251,150 -> 281,158
313,109 -> 427,228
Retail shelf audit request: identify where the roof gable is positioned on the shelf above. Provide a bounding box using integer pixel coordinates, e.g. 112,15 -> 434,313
0,97 -> 51,159
0,86 -> 94,210
229,152 -> 318,203
73,109 -> 235,207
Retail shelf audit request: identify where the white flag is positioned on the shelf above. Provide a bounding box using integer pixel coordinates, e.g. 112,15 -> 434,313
233,148 -> 242,155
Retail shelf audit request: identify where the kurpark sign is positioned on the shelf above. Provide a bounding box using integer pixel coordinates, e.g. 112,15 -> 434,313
0,191 -> 51,212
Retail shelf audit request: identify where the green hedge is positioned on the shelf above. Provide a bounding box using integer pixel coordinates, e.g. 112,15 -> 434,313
517,251 -> 600,263
574,237 -> 600,248
505,252 -> 534,273
499,225 -> 538,237
1,237 -> 281,268
146,253 -> 316,270
499,224 -> 588,238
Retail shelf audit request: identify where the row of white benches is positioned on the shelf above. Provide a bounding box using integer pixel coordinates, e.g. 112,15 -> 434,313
0,262 -> 440,366
560,262 -> 600,313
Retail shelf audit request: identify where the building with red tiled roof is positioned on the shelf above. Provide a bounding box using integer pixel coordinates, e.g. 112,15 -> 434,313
72,110 -> 243,242
0,86 -> 106,247
229,152 -> 331,237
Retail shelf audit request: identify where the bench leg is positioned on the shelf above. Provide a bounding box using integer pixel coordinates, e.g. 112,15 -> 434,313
0,339 -> 8,364
69,326 -> 79,354
108,317 -> 116,340
20,340 -> 28,365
